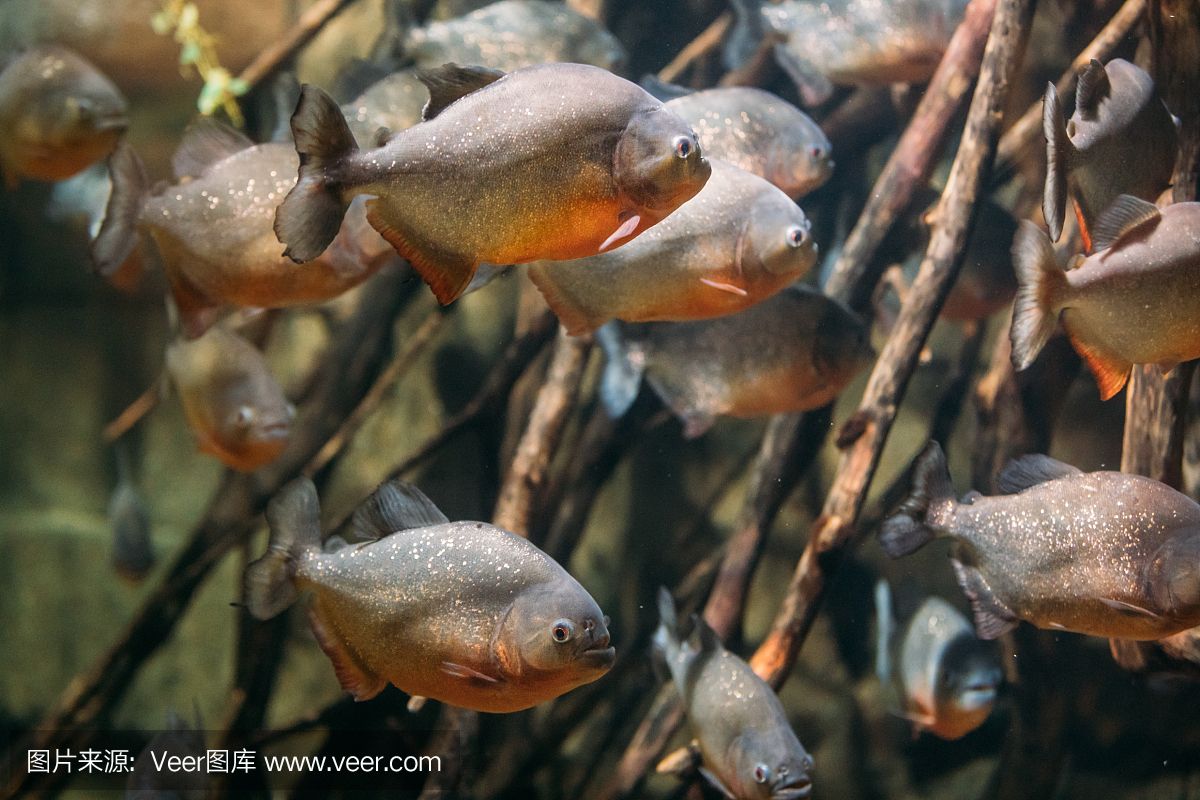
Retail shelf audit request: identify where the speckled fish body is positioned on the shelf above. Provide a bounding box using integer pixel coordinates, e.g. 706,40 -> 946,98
1042,58 -> 1177,247
0,45 -> 126,186
598,286 -> 871,438
875,583 -> 1001,740
881,443 -> 1200,641
246,479 -> 615,713
528,159 -> 815,335
1010,200 -> 1200,400
403,0 -> 626,72
165,326 -> 293,472
343,68 -> 428,147
664,88 -> 832,198
94,125 -> 395,337
655,590 -> 813,799
274,63 -> 710,304
726,0 -> 968,106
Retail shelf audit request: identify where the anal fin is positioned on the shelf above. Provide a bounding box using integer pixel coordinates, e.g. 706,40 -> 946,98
308,604 -> 388,701
1065,328 -> 1131,401
951,559 -> 1018,640
366,198 -> 476,304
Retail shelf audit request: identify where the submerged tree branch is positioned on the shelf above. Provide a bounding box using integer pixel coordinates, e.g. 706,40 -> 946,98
749,0 -> 1036,687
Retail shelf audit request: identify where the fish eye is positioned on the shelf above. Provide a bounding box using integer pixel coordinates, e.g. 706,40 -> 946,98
673,135 -> 692,159
551,619 -> 575,643
754,764 -> 771,784
235,406 -> 256,428
786,224 -> 808,249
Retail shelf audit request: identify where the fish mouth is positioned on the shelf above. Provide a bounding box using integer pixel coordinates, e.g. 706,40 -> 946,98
578,644 -> 616,671
94,113 -> 129,132
774,777 -> 813,799
255,421 -> 292,440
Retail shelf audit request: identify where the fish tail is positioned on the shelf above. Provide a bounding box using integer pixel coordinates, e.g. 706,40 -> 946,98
880,441 -> 955,558
274,84 -> 358,264
90,140 -> 146,278
596,322 -> 645,419
724,0 -> 766,70
653,586 -> 681,664
1010,220 -> 1068,371
1042,82 -> 1075,243
873,579 -> 893,683
245,477 -> 323,620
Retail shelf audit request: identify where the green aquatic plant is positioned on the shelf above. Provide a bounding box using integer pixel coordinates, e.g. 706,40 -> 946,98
151,0 -> 249,126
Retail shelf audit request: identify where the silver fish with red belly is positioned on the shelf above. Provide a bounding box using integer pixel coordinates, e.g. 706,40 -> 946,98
655,589 -> 814,800
527,159 -> 817,335
0,45 -> 127,187
1010,196 -> 1200,400
881,442 -> 1200,641
1042,58 -> 1177,250
91,125 -> 396,338
246,478 -> 615,713
273,62 -> 711,304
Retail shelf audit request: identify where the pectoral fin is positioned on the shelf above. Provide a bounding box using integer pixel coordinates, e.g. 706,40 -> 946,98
406,695 -> 428,713
699,277 -> 748,296
599,213 -> 642,252
1100,598 -> 1162,619
440,661 -> 502,686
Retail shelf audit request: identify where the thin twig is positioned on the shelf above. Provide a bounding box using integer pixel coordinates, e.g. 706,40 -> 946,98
306,306 -> 447,478
236,0 -> 357,92
102,378 -> 163,443
749,0 -> 1035,688
656,13 -> 732,84
823,0 -> 1000,311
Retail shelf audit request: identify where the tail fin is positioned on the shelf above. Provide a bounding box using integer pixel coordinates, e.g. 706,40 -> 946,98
596,322 -> 645,419
1042,82 -> 1075,243
653,586 -> 681,664
1010,220 -> 1068,370
274,84 -> 358,263
91,140 -> 146,278
724,0 -> 767,70
245,478 -> 322,619
874,580 -> 893,683
880,442 -> 955,558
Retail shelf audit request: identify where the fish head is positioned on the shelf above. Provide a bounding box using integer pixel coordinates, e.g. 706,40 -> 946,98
727,733 -> 815,800
215,397 -> 294,471
930,635 -> 1002,738
613,105 -> 710,216
1148,532 -> 1200,618
772,134 -> 833,198
503,580 -> 615,685
19,48 -> 127,177
743,197 -> 817,280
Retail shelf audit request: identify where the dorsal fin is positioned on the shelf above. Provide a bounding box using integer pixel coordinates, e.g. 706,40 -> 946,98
688,613 -> 722,655
418,63 -> 506,121
349,479 -> 449,541
1091,194 -> 1162,252
1075,59 -> 1110,118
996,454 -> 1082,494
172,119 -> 254,181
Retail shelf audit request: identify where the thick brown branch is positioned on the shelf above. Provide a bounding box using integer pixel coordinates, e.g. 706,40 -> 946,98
656,13 -> 732,84
237,0 -> 357,91
750,0 -> 1036,688
102,378 -> 163,443
823,0 -> 999,309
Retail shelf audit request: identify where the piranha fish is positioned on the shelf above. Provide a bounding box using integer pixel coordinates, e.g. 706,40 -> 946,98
165,326 -> 294,472
1010,197 -> 1200,400
274,63 -> 710,304
109,443 -> 155,583
881,441 -> 1200,641
400,0 -> 626,73
1042,58 -> 1177,249
527,159 -> 815,335
246,478 -> 615,712
0,45 -> 127,187
874,581 -> 1001,740
597,286 -> 871,438
662,87 -> 833,199
725,0 -> 969,106
92,124 -> 396,337
655,589 -> 814,800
